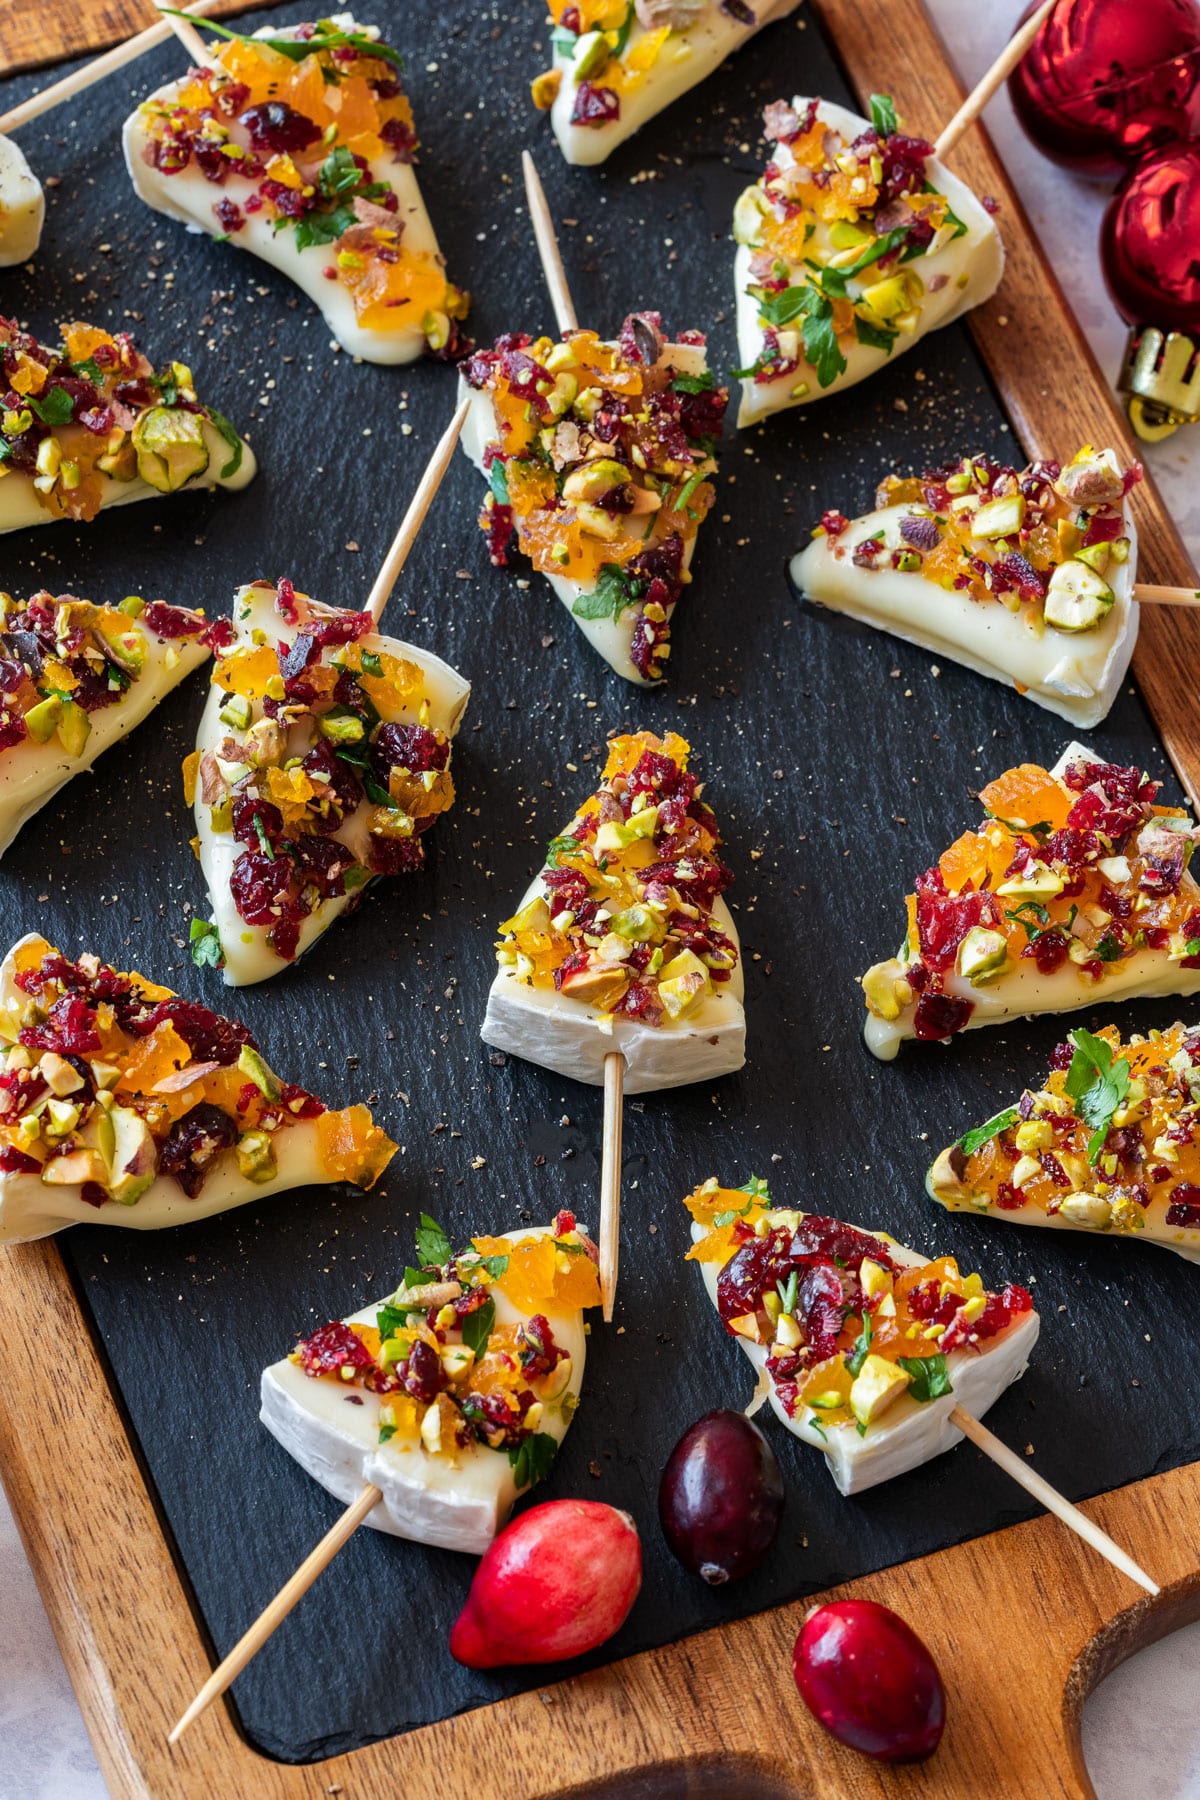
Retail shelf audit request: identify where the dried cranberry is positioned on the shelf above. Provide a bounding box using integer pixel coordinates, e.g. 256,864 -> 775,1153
158,1102 -> 238,1197
291,833 -> 351,898
297,1320 -> 375,1378
1166,1184 -> 1200,1228
137,997 -> 252,1066
238,101 -> 321,153
368,836 -> 424,877
142,600 -> 204,640
19,994 -> 101,1055
369,721 -> 449,782
912,991 -> 974,1040
380,115 -> 417,161
230,849 -> 292,928
233,796 -> 285,850
0,1145 -> 39,1173
403,1337 -> 443,1403
571,81 -> 620,126
214,197 -> 245,233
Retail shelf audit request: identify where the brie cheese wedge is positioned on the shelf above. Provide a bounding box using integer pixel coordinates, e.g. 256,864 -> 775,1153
0,592 -> 212,860
734,96 -> 1003,428
190,580 -> 469,986
124,14 -> 467,364
929,1019 -> 1200,1264
0,136 -> 45,268
863,743 -> 1200,1061
460,323 -> 724,684
484,729 -> 745,1092
0,933 -> 396,1245
686,1182 -> 1039,1495
540,0 -> 801,167
261,1218 -> 598,1553
791,447 -> 1139,728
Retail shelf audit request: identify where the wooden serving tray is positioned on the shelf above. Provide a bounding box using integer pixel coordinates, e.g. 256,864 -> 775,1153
2,0 -> 1199,1795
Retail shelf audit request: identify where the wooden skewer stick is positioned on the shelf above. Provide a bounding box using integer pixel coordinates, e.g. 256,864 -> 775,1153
950,1405 -> 1159,1596
363,396 -> 471,625
168,1483 -> 382,1744
156,3 -> 221,71
522,150 -> 578,336
599,1050 -> 625,1322
1133,584 -> 1200,608
0,0 -> 221,136
934,0 -> 1056,161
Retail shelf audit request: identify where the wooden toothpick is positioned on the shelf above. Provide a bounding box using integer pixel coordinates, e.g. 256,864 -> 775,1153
1132,585 -> 1200,608
599,1050 -> 625,1321
950,1405 -> 1159,1596
521,150 -> 578,336
364,396 -> 471,625
934,0 -> 1056,162
169,1483 -> 382,1744
0,0 -> 220,136
155,3 -> 220,71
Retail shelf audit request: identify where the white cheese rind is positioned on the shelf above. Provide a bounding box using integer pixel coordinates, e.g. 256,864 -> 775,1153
0,632 -> 209,861
483,883 -> 745,1092
791,499 -> 1138,729
0,418 -> 255,536
259,1227 -> 588,1553
735,98 -> 1004,428
692,1223 -> 1039,1494
195,583 -> 470,987
865,739 -> 1200,1061
0,136 -> 45,268
549,0 -> 801,166
122,18 -> 447,365
458,341 -> 710,685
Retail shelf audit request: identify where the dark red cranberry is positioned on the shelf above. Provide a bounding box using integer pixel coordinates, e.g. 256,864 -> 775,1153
158,1102 -> 239,1198
1166,1184 -> 1200,1227
794,1601 -> 945,1762
403,1337 -> 443,1403
369,721 -> 449,783
136,997 -> 252,1066
571,81 -> 620,126
368,836 -> 425,877
297,1320 -> 375,1378
142,600 -> 204,640
912,991 -> 974,1040
233,796 -> 285,850
238,101 -> 322,153
230,849 -> 292,927
659,1410 -> 785,1586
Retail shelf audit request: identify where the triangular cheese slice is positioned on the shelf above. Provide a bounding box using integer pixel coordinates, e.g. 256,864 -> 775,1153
187,579 -> 469,986
0,137 -> 44,268
483,730 -> 745,1091
791,446 -> 1140,729
863,744 -> 1200,1061
261,1212 -> 600,1553
0,318 -> 253,531
734,95 -> 1003,428
535,0 -> 801,167
0,934 -> 396,1244
0,590 -> 214,858
124,14 -> 468,365
459,320 -> 725,684
929,1022 -> 1200,1264
685,1176 -> 1039,1495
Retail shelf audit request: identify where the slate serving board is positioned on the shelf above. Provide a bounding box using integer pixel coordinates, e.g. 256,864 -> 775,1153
1,0 -> 1195,1766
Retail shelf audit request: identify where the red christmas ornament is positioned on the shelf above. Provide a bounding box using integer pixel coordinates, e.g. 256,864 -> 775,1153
1102,142 -> 1200,439
1009,0 -> 1200,177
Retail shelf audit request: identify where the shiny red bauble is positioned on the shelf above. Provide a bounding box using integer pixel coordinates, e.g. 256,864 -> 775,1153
793,1600 -> 946,1763
1101,141 -> 1200,329
1009,0 -> 1200,177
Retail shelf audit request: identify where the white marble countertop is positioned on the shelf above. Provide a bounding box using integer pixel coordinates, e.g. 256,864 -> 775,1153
2,4 -> 1200,1797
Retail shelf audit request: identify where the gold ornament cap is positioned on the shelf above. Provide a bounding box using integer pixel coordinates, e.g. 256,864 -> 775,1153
1120,326 -> 1200,442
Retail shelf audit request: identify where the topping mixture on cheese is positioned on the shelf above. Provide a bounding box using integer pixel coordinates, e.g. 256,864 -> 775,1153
130,17 -> 468,355
496,731 -> 737,1026
815,446 -> 1140,632
0,318 -> 248,521
185,580 -> 459,969
463,317 -> 725,682
931,1023 -> 1200,1251
736,94 -> 971,393
0,937 -> 395,1204
864,756 -> 1200,1045
291,1208 -> 600,1474
0,591 -> 212,762
685,1177 -> 1033,1435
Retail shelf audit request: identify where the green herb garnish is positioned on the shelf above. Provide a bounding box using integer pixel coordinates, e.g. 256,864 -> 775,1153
1064,1027 -> 1131,1163
414,1213 -> 452,1269
188,917 -> 224,970
958,1107 -> 1019,1157
508,1430 -> 559,1491
897,1354 -> 953,1402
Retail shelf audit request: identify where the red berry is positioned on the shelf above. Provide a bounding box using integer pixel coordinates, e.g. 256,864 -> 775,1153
793,1600 -> 945,1762
658,1410 -> 784,1585
449,1499 -> 641,1669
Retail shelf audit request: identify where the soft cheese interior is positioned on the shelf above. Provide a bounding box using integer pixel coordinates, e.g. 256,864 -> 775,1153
549,0 -> 801,166
0,136 -> 45,268
735,98 -> 1003,428
260,1227 -> 588,1553
692,1221 -> 1039,1494
196,583 -> 470,986
792,501 -> 1138,729
458,340 -> 708,686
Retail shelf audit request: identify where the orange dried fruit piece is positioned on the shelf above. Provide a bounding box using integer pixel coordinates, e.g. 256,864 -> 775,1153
494,1235 -> 559,1312
316,1105 -> 397,1189
553,1251 -> 602,1310
117,1020 -> 193,1095
686,1220 -> 743,1265
978,764 -> 1071,834
215,644 -> 279,698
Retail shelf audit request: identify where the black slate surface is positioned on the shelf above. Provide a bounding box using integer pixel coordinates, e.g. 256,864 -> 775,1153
1,1 -> 1195,1767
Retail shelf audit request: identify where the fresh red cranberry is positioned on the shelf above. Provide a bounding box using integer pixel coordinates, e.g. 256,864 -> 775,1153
794,1601 -> 945,1762
659,1411 -> 784,1585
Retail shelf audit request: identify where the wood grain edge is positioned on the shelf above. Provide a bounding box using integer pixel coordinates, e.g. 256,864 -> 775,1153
2,1229 -> 1198,1800
815,0 -> 1200,808
0,0 -> 289,76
